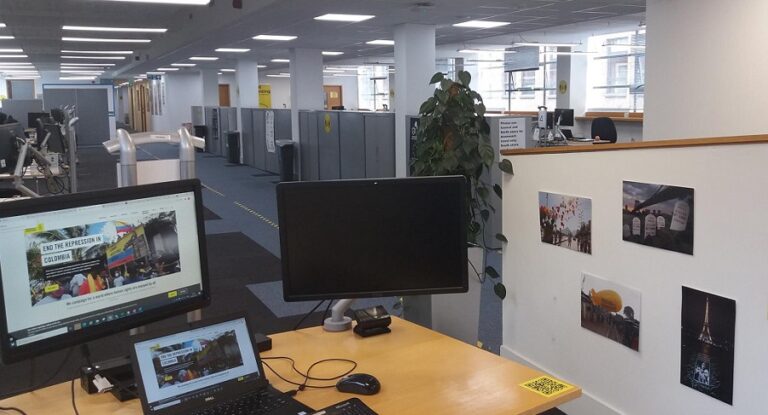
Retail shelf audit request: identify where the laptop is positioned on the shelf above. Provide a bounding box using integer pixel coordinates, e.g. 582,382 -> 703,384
560,129 -> 592,142
130,314 -> 314,415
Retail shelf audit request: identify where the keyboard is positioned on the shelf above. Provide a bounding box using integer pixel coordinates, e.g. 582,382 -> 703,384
193,388 -> 290,415
312,398 -> 378,415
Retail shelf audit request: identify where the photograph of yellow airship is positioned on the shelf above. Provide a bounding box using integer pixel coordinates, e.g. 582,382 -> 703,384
581,272 -> 640,351
539,192 -> 592,254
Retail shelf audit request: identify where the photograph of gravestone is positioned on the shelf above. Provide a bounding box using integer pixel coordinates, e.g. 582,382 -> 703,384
680,286 -> 735,405
580,273 -> 640,351
622,181 -> 694,255
539,192 -> 592,254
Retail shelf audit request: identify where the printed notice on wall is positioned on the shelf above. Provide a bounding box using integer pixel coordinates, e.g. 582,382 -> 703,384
499,118 -> 526,151
265,110 -> 276,153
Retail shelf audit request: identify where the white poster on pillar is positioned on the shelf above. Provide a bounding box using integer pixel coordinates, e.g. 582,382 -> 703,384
265,110 -> 276,153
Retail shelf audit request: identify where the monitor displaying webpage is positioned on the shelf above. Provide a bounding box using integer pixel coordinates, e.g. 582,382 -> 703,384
134,317 -> 260,412
0,191 -> 204,350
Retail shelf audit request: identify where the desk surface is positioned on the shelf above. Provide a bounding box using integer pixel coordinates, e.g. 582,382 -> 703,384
0,318 -> 580,414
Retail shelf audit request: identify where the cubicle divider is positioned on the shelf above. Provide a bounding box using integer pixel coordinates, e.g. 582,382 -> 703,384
298,111 -> 395,181
239,108 -> 291,174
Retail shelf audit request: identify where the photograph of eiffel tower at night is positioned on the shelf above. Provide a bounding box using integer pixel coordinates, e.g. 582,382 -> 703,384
680,286 -> 736,405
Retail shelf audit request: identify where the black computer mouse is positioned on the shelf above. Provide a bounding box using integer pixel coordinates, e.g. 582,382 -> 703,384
335,373 -> 381,395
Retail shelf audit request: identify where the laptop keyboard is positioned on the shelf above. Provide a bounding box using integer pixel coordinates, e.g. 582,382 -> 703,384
193,388 -> 290,415
312,398 -> 378,415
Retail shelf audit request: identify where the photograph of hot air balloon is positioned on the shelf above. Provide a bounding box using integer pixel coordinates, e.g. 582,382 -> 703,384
680,287 -> 735,405
622,180 -> 694,255
539,192 -> 592,254
580,273 -> 640,351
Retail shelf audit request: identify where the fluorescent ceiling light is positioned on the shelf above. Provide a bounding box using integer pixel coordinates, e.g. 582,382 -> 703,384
6,76 -> 40,79
271,58 -> 290,63
0,49 -> 23,53
103,0 -> 210,4
61,63 -> 115,67
62,55 -> 125,60
0,24 -> 5,28
0,65 -> 35,68
513,42 -> 581,48
366,39 -> 394,46
458,48 -> 516,54
189,56 -> 218,61
325,66 -> 356,71
253,35 -> 297,41
215,48 -> 250,53
257,65 -> 267,68
157,67 -> 180,71
0,36 -> 15,40
0,62 -> 31,65
62,37 -> 151,43
266,74 -> 289,78
60,70 -> 104,74
171,63 -> 196,67
322,51 -> 344,56
314,14 -> 375,22
453,20 -> 510,29
323,69 -> 345,73
60,76 -> 96,80
147,71 -> 164,75
61,50 -> 133,54
333,74 -> 357,77
63,25 -> 167,33
0,55 -> 27,58
220,68 -> 235,72
2,71 -> 39,74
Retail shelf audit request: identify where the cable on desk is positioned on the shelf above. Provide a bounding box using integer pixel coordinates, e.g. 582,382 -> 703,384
261,356 -> 357,392
0,407 -> 28,415
320,300 -> 334,326
292,300 -> 325,331
71,370 -> 79,415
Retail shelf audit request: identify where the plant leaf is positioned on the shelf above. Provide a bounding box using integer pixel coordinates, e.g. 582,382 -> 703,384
494,283 -> 507,300
499,159 -> 514,174
477,186 -> 489,200
458,70 -> 471,86
495,233 -> 508,243
429,72 -> 444,85
485,266 -> 501,279
493,184 -> 502,199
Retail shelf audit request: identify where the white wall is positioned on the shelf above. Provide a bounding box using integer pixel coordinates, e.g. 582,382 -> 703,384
259,74 -> 291,109
323,74 -> 359,110
258,71 -> 359,110
644,0 -> 768,140
151,72 -> 202,132
502,142 -> 768,414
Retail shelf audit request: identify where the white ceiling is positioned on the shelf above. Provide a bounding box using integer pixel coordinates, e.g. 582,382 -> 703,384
0,0 -> 645,78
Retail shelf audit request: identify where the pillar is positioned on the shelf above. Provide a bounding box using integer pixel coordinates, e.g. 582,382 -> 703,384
289,48 -> 324,143
200,69 -> 219,107
394,24 -> 435,178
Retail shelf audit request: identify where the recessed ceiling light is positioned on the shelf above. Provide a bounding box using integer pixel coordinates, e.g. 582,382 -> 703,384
458,48 -> 516,54
0,36 -> 15,40
271,58 -> 290,63
61,50 -> 133,55
266,74 -> 289,78
62,37 -> 151,43
171,63 -> 196,67
0,62 -> 31,65
512,42 -> 581,48
63,25 -> 167,33
0,64 -> 34,68
257,65 -> 267,68
0,49 -> 23,53
332,74 -> 358,77
157,67 -> 180,71
217,72 -> 222,75
453,20 -> 510,29
0,55 -> 28,58
323,69 -> 345,73
0,24 -> 5,28
147,71 -> 165,75
220,68 -> 236,72
60,76 -> 96,80
189,56 -> 218,61
103,0 -> 210,4
253,35 -> 297,41
215,48 -> 250,53
61,55 -> 126,60
60,70 -> 104,74
61,63 -> 115,67
366,39 -> 394,46
1,70 -> 39,74
314,14 -> 375,22
325,66 -> 356,71
6,76 -> 40,79
322,51 -> 344,56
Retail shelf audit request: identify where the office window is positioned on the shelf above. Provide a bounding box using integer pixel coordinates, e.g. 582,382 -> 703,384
505,47 -> 558,111
587,29 -> 646,112
471,52 -> 507,112
357,65 -> 390,111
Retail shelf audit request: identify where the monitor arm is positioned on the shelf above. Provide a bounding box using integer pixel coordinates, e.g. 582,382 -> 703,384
324,299 -> 355,332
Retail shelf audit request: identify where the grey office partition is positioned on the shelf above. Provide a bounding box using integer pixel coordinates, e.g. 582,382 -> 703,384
299,111 -> 319,181
364,113 -> 395,178
204,107 -> 220,155
338,112 -> 366,179
43,88 -> 109,147
251,109 -> 267,171
241,109 -> 254,166
191,106 -> 204,126
316,111 -> 340,180
1,99 -> 43,129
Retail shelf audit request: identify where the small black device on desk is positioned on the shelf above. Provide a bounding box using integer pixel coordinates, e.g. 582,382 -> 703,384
353,306 -> 391,337
336,373 -> 380,395
312,398 -> 378,415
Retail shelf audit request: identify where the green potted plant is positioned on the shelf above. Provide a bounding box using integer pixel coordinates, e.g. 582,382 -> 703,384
411,70 -> 513,300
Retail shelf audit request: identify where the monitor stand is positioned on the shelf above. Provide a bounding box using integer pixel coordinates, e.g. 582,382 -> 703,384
324,298 -> 354,332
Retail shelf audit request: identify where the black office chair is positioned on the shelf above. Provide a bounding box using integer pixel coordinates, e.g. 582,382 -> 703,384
590,117 -> 617,143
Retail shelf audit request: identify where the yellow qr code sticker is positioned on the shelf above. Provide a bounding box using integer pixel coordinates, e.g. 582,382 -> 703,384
520,376 -> 574,397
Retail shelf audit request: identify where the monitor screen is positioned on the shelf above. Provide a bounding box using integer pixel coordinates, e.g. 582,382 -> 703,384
0,123 -> 22,174
554,108 -> 575,127
277,176 -> 468,301
0,180 -> 210,363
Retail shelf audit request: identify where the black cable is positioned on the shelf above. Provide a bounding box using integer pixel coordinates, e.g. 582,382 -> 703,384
71,369 -> 79,415
0,407 -> 28,415
0,347 -> 75,401
261,356 -> 357,392
320,300 -> 334,326
292,300 -> 325,331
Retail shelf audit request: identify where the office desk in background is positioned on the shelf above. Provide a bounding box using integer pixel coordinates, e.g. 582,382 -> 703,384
0,318 -> 581,414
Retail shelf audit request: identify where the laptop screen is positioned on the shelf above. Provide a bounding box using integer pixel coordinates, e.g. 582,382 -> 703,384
133,317 -> 262,413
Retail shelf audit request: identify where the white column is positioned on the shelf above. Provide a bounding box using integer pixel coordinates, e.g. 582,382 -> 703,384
200,69 -> 219,107
394,24 -> 435,178
236,59 -> 260,109
289,48 -> 324,143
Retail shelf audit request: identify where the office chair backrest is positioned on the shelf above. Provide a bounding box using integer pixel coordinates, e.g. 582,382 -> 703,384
591,117 -> 617,143
44,122 -> 66,154
51,108 -> 65,124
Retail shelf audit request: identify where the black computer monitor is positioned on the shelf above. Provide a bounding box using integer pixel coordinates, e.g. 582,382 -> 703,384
277,176 -> 468,301
545,111 -> 554,129
0,179 -> 211,363
554,108 -> 575,127
0,123 -> 23,174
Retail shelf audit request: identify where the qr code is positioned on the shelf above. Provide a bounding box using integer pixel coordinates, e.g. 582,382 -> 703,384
520,376 -> 572,397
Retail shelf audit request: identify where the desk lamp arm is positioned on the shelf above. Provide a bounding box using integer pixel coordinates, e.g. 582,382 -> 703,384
324,299 -> 355,332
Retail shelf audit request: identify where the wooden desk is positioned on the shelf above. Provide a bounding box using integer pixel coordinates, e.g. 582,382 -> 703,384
0,318 -> 580,414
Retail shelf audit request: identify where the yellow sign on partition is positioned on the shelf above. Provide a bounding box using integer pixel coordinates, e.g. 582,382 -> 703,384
324,114 -> 332,133
519,375 -> 574,397
259,84 -> 272,108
